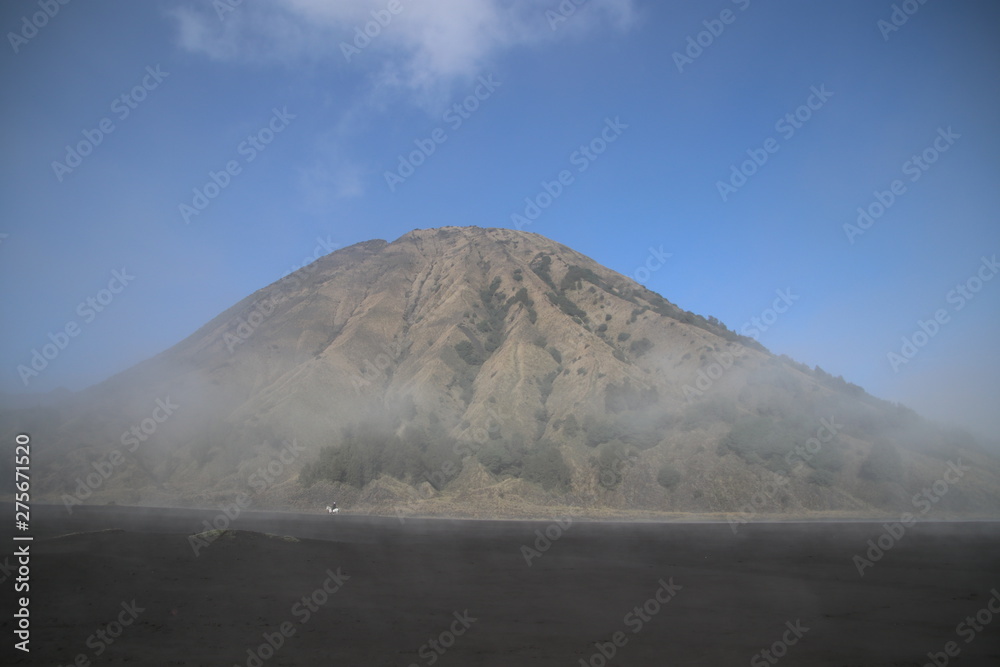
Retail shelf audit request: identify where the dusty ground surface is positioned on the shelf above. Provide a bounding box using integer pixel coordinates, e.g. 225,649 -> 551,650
3,504 -> 999,666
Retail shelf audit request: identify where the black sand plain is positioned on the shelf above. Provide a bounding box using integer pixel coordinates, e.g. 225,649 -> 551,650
3,504 -> 999,666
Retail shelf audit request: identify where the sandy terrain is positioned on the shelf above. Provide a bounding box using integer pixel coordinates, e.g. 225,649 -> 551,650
3,504 -> 999,666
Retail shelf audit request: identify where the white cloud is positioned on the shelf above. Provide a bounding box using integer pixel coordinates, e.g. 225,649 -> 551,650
168,0 -> 636,208
170,0 -> 637,96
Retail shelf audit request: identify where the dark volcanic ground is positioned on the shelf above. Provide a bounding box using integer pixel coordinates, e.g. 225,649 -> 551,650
3,505 -> 999,666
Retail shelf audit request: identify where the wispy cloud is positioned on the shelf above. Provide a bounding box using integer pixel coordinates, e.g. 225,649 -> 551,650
169,0 -> 636,98
297,158 -> 367,210
168,0 -> 636,210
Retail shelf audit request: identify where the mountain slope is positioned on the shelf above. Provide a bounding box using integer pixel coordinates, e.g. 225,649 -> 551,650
3,227 -> 998,518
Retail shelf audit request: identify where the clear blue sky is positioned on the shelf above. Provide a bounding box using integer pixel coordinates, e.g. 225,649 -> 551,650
1,0 -> 998,437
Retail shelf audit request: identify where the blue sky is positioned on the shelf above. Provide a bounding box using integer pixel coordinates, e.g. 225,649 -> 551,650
1,0 -> 998,437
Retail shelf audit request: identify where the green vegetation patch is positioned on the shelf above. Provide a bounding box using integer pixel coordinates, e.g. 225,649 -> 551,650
530,253 -> 556,289
592,442 -> 638,488
718,416 -> 800,473
300,423 -> 463,491
628,337 -> 653,357
559,265 -> 611,293
454,340 -> 484,366
522,442 -> 572,492
657,463 -> 682,489
477,440 -> 522,477
546,291 -> 587,320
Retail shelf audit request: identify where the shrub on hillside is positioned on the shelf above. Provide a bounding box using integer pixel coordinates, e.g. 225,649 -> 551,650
629,337 -> 653,356
530,253 -> 556,288
522,442 -> 572,492
559,265 -> 607,292
546,291 -> 588,320
454,340 -> 484,366
808,469 -> 835,487
718,417 -> 799,473
584,417 -> 625,448
507,286 -> 537,323
561,414 -> 580,438
477,441 -> 521,477
592,442 -> 638,488
299,424 -> 461,490
657,463 -> 682,489
808,443 -> 845,473
860,440 -> 903,482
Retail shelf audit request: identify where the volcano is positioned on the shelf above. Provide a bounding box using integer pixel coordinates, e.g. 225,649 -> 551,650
4,226 -> 998,518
